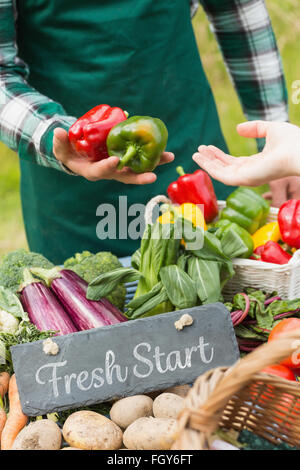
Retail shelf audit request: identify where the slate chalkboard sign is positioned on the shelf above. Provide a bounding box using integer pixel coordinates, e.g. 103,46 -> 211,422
11,303 -> 239,416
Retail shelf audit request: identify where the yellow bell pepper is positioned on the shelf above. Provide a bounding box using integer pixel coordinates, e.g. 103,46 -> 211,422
158,203 -> 207,230
251,221 -> 281,250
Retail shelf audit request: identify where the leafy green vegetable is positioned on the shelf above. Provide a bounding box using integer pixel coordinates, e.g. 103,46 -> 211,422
0,249 -> 54,293
228,288 -> 300,332
132,220 -> 181,316
234,324 -> 267,342
127,265 -> 198,318
126,282 -> 164,311
187,257 -> 222,304
127,285 -> 169,319
0,286 -> 25,319
131,249 -> 141,270
0,318 -> 56,374
160,265 -> 198,310
64,251 -> 127,310
87,268 -> 142,301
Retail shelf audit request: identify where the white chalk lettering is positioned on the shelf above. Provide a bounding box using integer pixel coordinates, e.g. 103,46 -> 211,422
184,346 -> 198,368
153,346 -> 168,374
64,373 -> 77,394
165,350 -> 186,371
133,343 -> 154,378
77,370 -> 92,391
35,361 -> 67,398
198,336 -> 214,363
91,368 -> 105,388
105,350 -> 128,384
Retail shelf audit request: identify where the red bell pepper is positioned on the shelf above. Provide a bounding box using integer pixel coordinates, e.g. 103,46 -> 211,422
250,244 -> 265,260
167,166 -> 218,222
278,199 -> 300,249
259,241 -> 292,265
68,104 -> 128,161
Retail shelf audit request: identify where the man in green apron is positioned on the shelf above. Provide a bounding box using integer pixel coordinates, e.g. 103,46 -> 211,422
0,1 -> 289,263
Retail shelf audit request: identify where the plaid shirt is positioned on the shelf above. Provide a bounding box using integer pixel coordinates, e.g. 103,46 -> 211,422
0,0 -> 288,173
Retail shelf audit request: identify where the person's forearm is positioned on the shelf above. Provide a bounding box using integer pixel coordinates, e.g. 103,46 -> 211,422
0,0 -> 76,173
200,0 -> 288,149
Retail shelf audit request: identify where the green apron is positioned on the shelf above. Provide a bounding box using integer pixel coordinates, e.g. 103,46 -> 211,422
16,0 -> 235,264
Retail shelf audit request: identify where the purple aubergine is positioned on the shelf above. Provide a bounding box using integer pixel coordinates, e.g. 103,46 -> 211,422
20,270 -> 78,336
60,269 -> 127,324
30,267 -> 126,331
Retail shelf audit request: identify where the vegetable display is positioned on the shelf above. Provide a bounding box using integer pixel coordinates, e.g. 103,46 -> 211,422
12,419 -> 62,451
0,249 -> 54,294
0,177 -> 299,449
167,166 -> 218,222
213,219 -> 254,259
261,364 -> 297,381
226,288 -> 300,351
68,104 -> 128,161
64,250 -> 126,310
30,267 -> 127,331
251,221 -> 281,250
88,213 -> 234,318
219,187 -> 269,234
19,269 -> 78,336
107,116 -> 168,173
257,241 -> 292,265
158,202 -> 207,232
268,318 -> 300,369
1,374 -> 28,450
278,199 -> 300,249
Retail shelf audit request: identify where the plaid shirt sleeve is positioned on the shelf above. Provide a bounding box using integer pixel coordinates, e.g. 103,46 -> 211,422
198,0 -> 288,147
0,0 -> 76,173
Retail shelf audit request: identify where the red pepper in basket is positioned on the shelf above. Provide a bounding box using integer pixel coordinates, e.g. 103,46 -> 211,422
68,104 -> 128,161
167,166 -> 218,222
259,241 -> 292,265
278,199 -> 300,250
250,244 -> 265,260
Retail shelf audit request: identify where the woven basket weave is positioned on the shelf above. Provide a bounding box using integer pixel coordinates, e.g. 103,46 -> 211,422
173,332 -> 300,450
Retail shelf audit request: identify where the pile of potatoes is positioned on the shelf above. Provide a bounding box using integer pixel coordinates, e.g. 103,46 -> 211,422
11,385 -> 189,450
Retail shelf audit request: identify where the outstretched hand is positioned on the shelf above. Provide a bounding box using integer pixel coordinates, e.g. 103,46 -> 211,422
53,128 -> 174,184
192,121 -> 300,206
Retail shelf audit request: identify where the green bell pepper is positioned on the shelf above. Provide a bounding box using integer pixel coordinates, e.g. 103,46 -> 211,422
107,116 -> 168,173
220,187 -> 269,234
214,219 -> 254,258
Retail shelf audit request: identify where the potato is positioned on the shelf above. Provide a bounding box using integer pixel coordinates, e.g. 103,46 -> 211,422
110,395 -> 153,429
146,390 -> 163,400
62,410 -> 122,450
153,393 -> 184,419
123,417 -> 177,450
165,384 -> 190,397
12,419 -> 61,450
61,447 -> 83,450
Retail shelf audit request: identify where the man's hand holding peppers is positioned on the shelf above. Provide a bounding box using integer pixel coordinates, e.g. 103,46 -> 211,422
53,127 -> 174,184
54,105 -> 174,184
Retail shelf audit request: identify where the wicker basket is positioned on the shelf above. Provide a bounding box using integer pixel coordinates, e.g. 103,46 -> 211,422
173,332 -> 300,450
216,201 -> 300,300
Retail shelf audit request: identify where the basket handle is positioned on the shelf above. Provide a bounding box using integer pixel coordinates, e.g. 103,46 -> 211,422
201,331 -> 300,417
144,195 -> 172,226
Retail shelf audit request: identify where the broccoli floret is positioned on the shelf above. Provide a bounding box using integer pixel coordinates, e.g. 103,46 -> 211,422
64,251 -> 126,310
64,251 -> 93,268
0,249 -> 54,293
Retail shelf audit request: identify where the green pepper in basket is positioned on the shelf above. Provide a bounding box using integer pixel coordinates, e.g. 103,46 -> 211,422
214,219 -> 254,259
219,187 -> 269,234
107,116 -> 168,173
